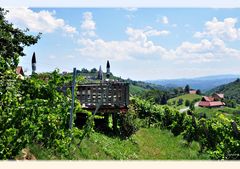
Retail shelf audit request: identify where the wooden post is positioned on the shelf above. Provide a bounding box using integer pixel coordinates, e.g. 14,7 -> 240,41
112,112 -> 118,133
69,67 -> 77,129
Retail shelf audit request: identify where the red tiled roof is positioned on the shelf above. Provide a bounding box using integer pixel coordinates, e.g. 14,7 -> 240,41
215,93 -> 224,99
202,96 -> 214,102
199,101 -> 225,107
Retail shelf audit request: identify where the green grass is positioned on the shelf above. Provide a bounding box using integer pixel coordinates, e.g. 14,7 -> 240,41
168,94 -> 202,109
129,84 -> 147,96
27,128 -> 208,160
194,106 -> 240,119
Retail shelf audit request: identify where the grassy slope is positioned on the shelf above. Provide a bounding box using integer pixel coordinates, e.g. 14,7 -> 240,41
194,106 -> 240,119
167,94 -> 202,109
28,128 -> 208,160
129,84 -> 147,96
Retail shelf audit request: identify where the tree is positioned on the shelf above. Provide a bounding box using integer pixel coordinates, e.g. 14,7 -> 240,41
184,84 -> 190,93
90,68 -> 97,73
81,68 -> 89,73
196,89 -> 201,95
185,100 -> 190,107
177,98 -> 184,106
0,8 -> 41,73
160,94 -> 168,105
190,101 -> 195,111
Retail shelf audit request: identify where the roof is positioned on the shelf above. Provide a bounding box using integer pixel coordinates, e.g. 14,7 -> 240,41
16,66 -> 24,76
214,93 -> 224,99
202,96 -> 214,102
199,101 -> 225,107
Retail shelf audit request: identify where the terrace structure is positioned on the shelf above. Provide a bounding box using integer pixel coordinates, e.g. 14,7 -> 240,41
75,61 -> 129,131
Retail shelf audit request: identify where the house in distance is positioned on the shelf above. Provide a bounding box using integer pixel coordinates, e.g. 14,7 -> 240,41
198,93 -> 225,108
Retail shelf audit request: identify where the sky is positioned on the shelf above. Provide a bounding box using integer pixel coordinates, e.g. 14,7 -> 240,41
4,7 -> 240,80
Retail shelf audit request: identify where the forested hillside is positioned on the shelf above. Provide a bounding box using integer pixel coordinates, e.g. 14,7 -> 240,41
207,79 -> 240,104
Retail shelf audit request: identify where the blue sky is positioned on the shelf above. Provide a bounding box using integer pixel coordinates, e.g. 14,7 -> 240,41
5,8 -> 240,80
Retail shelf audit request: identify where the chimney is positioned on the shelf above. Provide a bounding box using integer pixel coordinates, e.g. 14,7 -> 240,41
106,60 -> 110,79
32,52 -> 36,74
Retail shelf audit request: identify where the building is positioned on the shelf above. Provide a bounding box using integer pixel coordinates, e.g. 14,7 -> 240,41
16,66 -> 24,76
198,93 -> 225,108
212,93 -> 224,101
189,89 -> 197,94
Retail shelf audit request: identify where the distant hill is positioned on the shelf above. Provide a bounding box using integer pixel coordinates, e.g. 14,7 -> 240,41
147,74 -> 240,92
206,78 -> 240,104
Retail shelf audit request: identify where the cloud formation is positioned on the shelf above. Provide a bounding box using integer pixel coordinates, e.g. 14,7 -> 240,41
194,17 -> 240,41
6,7 -> 77,34
80,12 -> 96,37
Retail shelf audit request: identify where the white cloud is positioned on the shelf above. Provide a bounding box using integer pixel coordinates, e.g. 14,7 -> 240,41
162,16 -> 169,24
78,34 -> 240,63
77,27 -> 169,61
78,38 -> 168,61
6,7 -> 77,34
126,27 -> 170,41
80,12 -> 96,37
63,24 -> 77,34
194,17 -> 240,41
173,38 -> 240,63
77,13 -> 240,64
81,12 -> 95,30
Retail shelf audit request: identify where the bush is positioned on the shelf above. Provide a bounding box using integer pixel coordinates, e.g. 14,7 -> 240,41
178,98 -> 184,106
185,100 -> 190,107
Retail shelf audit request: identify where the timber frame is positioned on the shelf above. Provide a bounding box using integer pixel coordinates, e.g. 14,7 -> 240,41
76,82 -> 129,113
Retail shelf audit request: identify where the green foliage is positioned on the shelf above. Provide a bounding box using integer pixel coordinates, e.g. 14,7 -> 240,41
118,111 -> 138,138
141,89 -> 170,105
196,89 -> 201,95
0,69 -> 86,159
185,100 -> 190,107
168,94 -> 201,109
190,101 -> 195,111
0,8 -> 41,73
184,84 -> 190,93
131,96 -> 240,160
207,78 -> 240,104
178,98 -> 184,106
29,128 -> 207,160
224,98 -> 237,108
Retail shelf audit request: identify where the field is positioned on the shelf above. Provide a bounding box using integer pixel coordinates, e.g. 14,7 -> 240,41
27,128 -> 208,160
194,106 -> 240,119
167,94 -> 202,109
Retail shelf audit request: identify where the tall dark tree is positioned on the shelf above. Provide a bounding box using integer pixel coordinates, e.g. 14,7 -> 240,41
0,8 -> 41,73
160,94 -> 168,105
196,89 -> 201,95
184,84 -> 190,93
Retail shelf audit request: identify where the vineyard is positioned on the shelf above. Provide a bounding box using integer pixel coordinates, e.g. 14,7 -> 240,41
1,7 -> 240,160
130,97 -> 240,159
